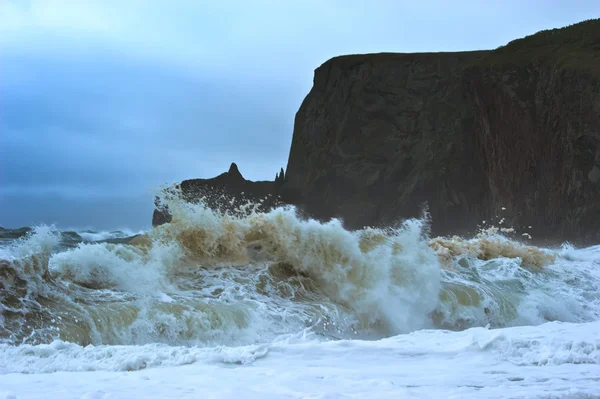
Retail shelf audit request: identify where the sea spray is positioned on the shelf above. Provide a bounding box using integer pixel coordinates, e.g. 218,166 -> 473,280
429,226 -> 555,270
0,193 -> 598,347
150,196 -> 442,334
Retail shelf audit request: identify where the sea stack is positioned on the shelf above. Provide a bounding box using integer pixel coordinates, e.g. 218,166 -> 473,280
152,162 -> 285,224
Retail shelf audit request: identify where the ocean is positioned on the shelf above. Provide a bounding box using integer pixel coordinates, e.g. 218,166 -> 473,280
1,194 -> 599,398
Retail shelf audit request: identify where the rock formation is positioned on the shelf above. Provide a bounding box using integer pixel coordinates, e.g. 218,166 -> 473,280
154,19 -> 600,243
152,162 -> 285,225
280,19 -> 600,243
281,50 -> 489,235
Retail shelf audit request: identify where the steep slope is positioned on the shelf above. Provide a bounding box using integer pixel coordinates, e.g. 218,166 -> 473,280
281,51 -> 489,235
281,19 -> 600,242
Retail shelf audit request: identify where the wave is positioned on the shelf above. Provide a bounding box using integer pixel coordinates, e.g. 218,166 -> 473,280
0,227 -> 33,244
75,229 -> 145,243
1,191 -> 599,348
0,227 -> 143,253
429,227 -> 556,269
1,320 -> 597,373
151,197 -> 441,334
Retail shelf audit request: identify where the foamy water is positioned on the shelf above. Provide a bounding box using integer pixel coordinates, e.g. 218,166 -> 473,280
1,194 -> 599,398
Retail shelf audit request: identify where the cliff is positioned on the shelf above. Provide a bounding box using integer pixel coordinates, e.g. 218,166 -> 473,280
281,50 -> 490,235
281,19 -> 600,242
154,19 -> 600,243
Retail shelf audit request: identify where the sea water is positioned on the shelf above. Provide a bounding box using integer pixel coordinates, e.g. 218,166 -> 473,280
0,192 -> 598,398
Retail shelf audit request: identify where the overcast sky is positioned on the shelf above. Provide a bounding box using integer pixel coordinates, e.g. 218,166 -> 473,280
0,0 -> 597,230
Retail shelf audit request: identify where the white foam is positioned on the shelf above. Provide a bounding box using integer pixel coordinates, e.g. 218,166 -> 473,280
49,242 -> 180,295
8,225 -> 60,261
2,198 -> 600,397
135,196 -> 444,335
76,229 -> 146,242
3,198 -> 600,349
0,321 -> 597,398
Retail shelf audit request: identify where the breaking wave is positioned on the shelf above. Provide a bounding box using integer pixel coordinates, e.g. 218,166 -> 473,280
1,191 -> 599,348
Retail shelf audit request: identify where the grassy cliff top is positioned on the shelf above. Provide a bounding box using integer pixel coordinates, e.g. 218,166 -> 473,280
475,18 -> 600,75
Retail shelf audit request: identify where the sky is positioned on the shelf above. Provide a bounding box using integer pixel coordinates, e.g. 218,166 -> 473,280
0,0 -> 598,230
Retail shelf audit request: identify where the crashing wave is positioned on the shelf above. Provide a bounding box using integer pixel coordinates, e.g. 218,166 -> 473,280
0,191 -> 598,347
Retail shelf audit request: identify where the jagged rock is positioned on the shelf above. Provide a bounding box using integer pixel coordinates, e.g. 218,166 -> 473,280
152,163 -> 284,225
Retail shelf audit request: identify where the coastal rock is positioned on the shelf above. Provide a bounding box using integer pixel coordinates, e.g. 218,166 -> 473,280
281,51 -> 489,235
152,163 -> 284,224
154,20 -> 600,243
281,19 -> 600,242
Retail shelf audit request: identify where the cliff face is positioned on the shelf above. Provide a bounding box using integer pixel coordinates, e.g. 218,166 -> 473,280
281,19 -> 600,242
154,19 -> 600,243
281,51 -> 490,235
464,67 -> 600,241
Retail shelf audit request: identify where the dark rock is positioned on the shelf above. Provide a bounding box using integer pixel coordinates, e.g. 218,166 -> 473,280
152,163 -> 284,225
281,19 -> 600,243
153,19 -> 600,244
282,50 -> 489,235
152,198 -> 172,226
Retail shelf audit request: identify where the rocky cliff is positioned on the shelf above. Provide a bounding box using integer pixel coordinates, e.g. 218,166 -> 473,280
155,19 -> 600,243
281,19 -> 600,243
281,50 -> 490,235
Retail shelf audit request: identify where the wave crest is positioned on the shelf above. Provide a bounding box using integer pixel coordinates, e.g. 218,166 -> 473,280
429,227 -> 556,269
